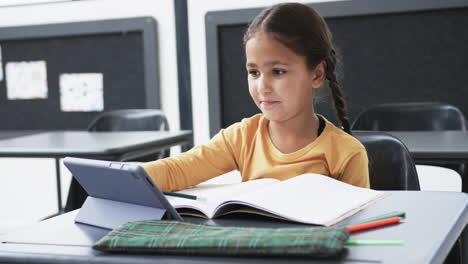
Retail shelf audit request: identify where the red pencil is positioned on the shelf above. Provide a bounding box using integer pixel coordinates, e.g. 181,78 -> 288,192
344,216 -> 401,233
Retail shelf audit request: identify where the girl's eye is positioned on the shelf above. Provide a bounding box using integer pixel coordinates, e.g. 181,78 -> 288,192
249,70 -> 260,77
274,69 -> 287,75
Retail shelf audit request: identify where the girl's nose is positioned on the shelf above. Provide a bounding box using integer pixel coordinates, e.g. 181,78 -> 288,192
258,76 -> 272,94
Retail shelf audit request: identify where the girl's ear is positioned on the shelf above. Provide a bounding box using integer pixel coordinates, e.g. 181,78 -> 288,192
311,61 -> 326,89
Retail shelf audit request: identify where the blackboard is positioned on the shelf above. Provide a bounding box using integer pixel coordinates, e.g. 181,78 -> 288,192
0,17 -> 159,130
205,0 -> 468,136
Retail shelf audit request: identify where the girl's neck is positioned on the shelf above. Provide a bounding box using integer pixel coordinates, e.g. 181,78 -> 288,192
268,112 -> 319,154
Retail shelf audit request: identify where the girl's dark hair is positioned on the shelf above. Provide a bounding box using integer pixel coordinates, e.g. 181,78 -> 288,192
243,2 -> 351,134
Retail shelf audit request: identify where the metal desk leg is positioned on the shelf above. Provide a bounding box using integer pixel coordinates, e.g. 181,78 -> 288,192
55,158 -> 62,213
463,225 -> 467,264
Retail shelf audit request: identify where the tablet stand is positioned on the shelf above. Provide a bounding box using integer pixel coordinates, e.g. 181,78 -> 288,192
75,196 -> 166,230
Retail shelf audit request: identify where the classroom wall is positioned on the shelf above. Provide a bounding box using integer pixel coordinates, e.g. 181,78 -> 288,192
187,0 -> 341,145
0,0 -> 181,232
0,0 -> 181,131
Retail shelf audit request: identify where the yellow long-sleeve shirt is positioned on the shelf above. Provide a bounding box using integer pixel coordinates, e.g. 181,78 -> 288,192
142,114 -> 369,191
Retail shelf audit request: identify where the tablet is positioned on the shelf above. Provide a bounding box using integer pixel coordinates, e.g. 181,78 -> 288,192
63,157 -> 182,229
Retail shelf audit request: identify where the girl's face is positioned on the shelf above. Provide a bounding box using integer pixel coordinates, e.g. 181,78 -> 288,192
245,32 -> 324,123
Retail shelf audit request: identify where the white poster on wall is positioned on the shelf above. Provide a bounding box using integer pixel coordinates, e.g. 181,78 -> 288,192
5,60 -> 48,100
59,73 -> 104,112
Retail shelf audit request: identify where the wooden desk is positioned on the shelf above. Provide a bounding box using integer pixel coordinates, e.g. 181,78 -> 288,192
0,131 -> 192,212
0,191 -> 467,264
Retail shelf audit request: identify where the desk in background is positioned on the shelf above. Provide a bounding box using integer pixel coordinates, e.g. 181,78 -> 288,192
387,131 -> 468,164
0,131 -> 192,212
0,191 -> 466,264
0,131 -> 41,140
387,131 -> 468,193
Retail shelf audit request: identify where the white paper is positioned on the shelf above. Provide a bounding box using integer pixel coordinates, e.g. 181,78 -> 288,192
0,45 -> 3,81
5,60 -> 48,100
166,178 -> 279,218
59,73 -> 104,112
233,174 -> 387,226
167,174 -> 387,226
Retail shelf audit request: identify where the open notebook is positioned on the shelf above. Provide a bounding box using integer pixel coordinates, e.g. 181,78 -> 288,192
166,174 -> 388,226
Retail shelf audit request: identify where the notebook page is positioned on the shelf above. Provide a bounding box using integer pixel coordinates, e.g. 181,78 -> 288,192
229,174 -> 387,226
166,178 -> 279,218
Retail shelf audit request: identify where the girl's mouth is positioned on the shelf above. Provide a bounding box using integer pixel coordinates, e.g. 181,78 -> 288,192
261,101 -> 279,106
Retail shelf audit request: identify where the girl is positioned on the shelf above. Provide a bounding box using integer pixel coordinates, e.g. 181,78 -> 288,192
143,2 -> 369,191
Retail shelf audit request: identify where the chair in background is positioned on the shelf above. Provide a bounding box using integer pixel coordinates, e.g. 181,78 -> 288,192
352,102 -> 465,192
65,109 -> 171,212
353,104 -> 463,263
353,131 -> 420,190
87,109 -> 170,160
351,102 -> 466,131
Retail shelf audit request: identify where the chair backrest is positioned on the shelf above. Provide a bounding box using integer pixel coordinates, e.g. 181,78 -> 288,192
87,109 -> 170,160
88,109 -> 169,132
353,131 -> 420,190
352,102 -> 466,131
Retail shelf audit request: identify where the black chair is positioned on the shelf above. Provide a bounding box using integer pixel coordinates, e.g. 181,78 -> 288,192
88,109 -> 169,131
87,109 -> 170,160
352,102 -> 466,131
352,102 -> 466,191
64,109 -> 171,212
353,131 -> 420,190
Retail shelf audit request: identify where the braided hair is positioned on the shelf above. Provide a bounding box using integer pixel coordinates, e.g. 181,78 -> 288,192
243,3 -> 351,134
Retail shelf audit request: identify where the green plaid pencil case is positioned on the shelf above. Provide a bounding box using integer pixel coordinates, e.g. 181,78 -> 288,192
93,220 -> 349,257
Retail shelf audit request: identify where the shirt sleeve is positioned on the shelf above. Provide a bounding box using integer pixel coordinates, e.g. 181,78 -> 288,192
141,124 -> 242,191
338,148 -> 370,188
